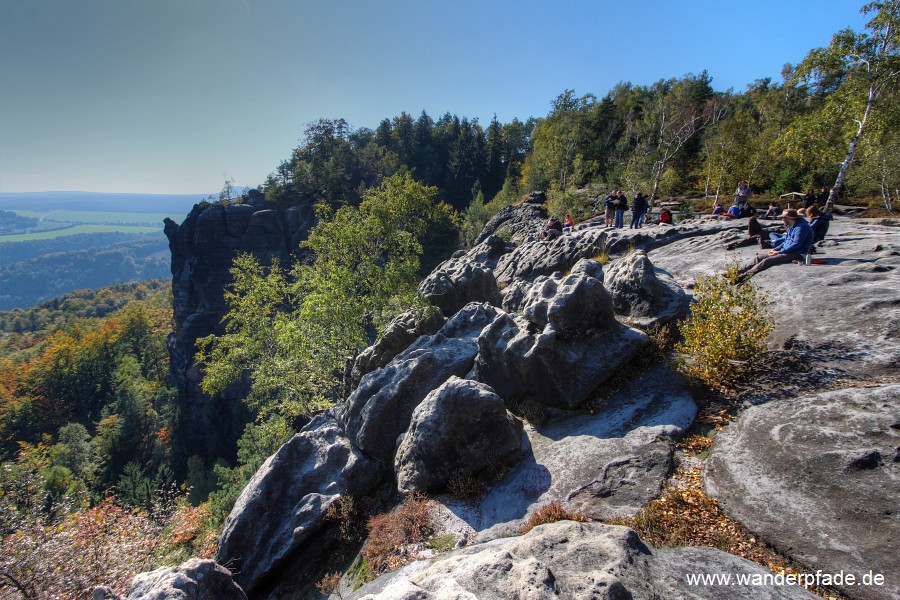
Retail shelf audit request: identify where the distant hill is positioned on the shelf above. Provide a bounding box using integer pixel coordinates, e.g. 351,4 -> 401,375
0,191 -> 207,214
0,236 -> 171,310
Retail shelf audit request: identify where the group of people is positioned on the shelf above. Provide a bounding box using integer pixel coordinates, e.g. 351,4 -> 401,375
602,190 -> 651,228
540,189 -> 674,240
718,181 -> 835,281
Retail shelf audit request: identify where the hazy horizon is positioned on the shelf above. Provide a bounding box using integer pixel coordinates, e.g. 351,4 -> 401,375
1,0 -> 868,195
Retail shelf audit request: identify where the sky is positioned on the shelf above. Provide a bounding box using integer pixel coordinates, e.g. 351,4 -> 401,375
0,0 -> 869,195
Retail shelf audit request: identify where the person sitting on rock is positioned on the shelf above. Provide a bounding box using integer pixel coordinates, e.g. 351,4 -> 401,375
563,213 -> 575,232
737,209 -> 813,281
542,216 -> 563,240
724,215 -> 764,250
711,201 -> 726,215
723,202 -> 741,219
806,204 -> 832,248
763,203 -> 781,219
655,208 -> 673,225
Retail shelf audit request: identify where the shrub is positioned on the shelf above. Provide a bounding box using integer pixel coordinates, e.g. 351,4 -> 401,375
518,502 -> 588,535
674,263 -> 771,389
360,493 -> 432,576
446,468 -> 483,500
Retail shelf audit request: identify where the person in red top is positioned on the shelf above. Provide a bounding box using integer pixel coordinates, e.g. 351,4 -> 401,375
656,209 -> 672,225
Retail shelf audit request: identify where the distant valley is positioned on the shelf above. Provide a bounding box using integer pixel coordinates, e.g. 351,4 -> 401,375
0,191 -> 205,309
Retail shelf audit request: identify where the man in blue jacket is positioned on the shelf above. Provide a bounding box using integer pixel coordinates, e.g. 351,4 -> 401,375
737,209 -> 813,281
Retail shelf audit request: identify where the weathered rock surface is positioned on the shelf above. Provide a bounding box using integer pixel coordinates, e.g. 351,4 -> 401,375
493,232 -> 604,287
217,412 -> 383,594
472,286 -> 648,409
474,203 -> 546,245
349,308 -> 446,392
341,304 -> 503,462
705,384 -> 900,600
418,261 -> 500,317
604,249 -> 688,327
345,521 -> 816,600
394,377 -> 523,493
648,218 -> 900,378
431,363 -> 696,542
125,559 -> 247,600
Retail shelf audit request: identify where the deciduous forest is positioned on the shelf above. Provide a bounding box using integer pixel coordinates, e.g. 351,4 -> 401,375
0,2 -> 896,597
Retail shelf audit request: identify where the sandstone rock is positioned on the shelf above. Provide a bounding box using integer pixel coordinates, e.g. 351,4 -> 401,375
217,412 -> 383,594
126,559 -> 246,600
649,219 -> 900,377
474,203 -> 546,246
704,384 -> 900,600
472,305 -> 648,410
493,233 -> 604,287
346,521 -> 816,600
394,377 -> 523,493
603,249 -> 688,327
519,260 -> 614,333
165,201 -> 315,459
418,261 -> 500,317
349,308 -> 446,392
432,363 -> 695,541
341,304 -> 503,463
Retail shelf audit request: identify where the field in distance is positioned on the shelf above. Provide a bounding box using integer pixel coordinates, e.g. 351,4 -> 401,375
0,223 -> 162,243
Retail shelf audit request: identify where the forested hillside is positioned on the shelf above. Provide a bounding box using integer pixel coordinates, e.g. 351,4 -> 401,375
0,236 -> 171,310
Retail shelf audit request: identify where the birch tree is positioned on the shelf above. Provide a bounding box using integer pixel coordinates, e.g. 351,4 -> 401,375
794,1 -> 900,206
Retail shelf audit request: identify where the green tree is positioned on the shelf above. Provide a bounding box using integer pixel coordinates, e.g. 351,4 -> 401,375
197,174 -> 452,429
792,1 -> 900,203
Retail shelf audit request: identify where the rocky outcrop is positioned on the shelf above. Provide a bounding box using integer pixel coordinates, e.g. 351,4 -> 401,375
158,201 -> 899,600
217,412 -> 383,594
472,265 -> 648,409
123,559 -> 247,600
474,203 -> 546,245
349,308 -> 446,393
164,200 -> 315,460
345,521 -> 816,600
603,249 -> 687,327
341,304 -> 503,463
704,384 -> 900,600
394,377 -> 523,493
432,362 -> 696,541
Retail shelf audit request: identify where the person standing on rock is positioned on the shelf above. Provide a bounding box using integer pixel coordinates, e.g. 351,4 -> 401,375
614,191 -> 627,229
630,192 -> 648,229
604,191 -> 617,227
737,209 -> 813,281
735,181 -> 752,208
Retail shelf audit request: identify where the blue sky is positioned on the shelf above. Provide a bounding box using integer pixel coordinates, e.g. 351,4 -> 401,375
0,0 -> 868,195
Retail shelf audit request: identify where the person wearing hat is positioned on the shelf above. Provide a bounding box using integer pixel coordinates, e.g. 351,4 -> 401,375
737,208 -> 813,281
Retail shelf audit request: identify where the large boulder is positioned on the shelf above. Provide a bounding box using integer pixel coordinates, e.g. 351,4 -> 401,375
431,363 -> 696,542
345,521 -> 816,600
473,268 -> 648,409
705,384 -> 900,600
493,232 -> 604,287
217,413 -> 384,594
124,559 -> 246,600
418,261 -> 500,317
394,377 -> 523,493
474,204 -> 546,245
341,304 -> 503,463
603,250 -> 688,327
519,259 -> 613,333
349,308 -> 446,393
